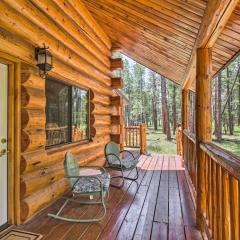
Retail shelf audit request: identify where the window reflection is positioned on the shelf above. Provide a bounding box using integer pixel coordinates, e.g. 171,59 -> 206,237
46,78 -> 89,147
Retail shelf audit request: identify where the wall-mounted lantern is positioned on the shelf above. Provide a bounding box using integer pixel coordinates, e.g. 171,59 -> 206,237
35,45 -> 53,78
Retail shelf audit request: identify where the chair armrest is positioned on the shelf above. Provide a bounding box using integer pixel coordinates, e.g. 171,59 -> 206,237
78,165 -> 107,175
65,175 -> 103,191
120,150 -> 136,160
105,153 -> 123,168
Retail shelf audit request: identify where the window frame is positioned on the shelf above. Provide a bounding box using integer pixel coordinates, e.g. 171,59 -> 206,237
45,77 -> 91,149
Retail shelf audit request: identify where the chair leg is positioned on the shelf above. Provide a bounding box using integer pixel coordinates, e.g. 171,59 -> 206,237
48,192 -> 107,223
110,167 -> 125,188
110,167 -> 139,188
124,167 -> 139,181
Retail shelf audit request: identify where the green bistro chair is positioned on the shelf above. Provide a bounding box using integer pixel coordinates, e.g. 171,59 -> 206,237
105,141 -> 139,188
48,152 -> 110,222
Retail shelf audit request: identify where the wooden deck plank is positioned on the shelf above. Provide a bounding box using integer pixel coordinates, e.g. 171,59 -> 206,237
151,222 -> 168,240
133,155 -> 163,240
18,154 -> 202,240
78,155 -> 148,240
177,170 -> 196,227
168,156 -> 186,240
115,156 -> 158,240
154,155 -> 169,223
98,155 -> 153,239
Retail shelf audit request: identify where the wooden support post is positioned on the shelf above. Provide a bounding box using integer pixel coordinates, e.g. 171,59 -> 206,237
181,89 -> 188,162
196,48 -> 212,229
140,124 -> 146,154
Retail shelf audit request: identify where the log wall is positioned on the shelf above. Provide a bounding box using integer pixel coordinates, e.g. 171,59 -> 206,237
0,0 -> 116,222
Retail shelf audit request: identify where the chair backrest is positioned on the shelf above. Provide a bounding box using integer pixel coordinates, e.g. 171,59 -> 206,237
64,152 -> 79,187
105,141 -> 120,164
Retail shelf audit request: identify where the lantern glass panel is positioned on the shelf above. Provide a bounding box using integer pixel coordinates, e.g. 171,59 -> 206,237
38,52 -> 46,65
46,53 -> 52,65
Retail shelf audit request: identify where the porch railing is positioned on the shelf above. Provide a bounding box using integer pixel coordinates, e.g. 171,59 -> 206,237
124,124 -> 147,154
180,129 -> 240,239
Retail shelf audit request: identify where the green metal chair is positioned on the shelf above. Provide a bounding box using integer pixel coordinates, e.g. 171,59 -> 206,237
48,151 -> 110,222
105,141 -> 139,188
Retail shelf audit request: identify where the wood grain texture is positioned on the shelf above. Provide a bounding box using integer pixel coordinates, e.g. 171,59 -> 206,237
0,0 -> 114,222
18,154 -> 203,240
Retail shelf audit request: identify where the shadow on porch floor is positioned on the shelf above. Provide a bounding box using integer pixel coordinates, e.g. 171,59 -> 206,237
19,154 -> 202,240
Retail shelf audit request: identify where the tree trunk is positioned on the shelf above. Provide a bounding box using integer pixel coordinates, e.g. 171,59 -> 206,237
227,68 -> 234,135
172,84 -> 177,134
152,99 -> 158,130
161,76 -> 171,140
216,73 -> 222,141
238,70 -> 240,126
214,77 -> 217,136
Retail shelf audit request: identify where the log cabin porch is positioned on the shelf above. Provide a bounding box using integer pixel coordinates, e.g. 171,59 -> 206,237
0,0 -> 240,240
17,154 -> 202,240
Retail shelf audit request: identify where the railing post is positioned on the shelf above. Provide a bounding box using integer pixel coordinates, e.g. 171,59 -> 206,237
196,48 -> 212,229
140,124 -> 146,154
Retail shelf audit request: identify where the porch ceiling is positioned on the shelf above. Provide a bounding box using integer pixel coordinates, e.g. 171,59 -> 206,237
83,0 -> 240,86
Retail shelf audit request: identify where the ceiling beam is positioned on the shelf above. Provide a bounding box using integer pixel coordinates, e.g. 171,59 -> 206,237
182,0 -> 239,90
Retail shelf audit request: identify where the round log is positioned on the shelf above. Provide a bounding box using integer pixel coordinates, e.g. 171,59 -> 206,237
92,104 -> 111,115
21,108 -> 45,129
21,129 -> 46,153
21,86 -> 46,109
20,149 -> 47,174
0,2 -> 111,86
21,71 -> 45,90
21,163 -> 65,199
21,178 -> 69,221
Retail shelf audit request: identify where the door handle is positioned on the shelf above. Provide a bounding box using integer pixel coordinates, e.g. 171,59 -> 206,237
1,138 -> 7,144
0,149 -> 9,157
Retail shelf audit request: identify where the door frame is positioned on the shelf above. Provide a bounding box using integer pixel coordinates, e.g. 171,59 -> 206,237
0,51 -> 21,225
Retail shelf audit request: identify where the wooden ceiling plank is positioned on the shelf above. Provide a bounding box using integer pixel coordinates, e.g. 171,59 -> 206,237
213,44 -> 237,58
98,20 -> 189,69
94,0 -> 197,43
142,0 -> 203,27
94,15 -> 191,63
218,32 -> 240,48
186,0 -> 208,10
150,0 -> 203,23
166,0 -> 206,17
92,14 -> 192,67
85,0 -> 196,48
214,38 -> 240,52
182,0 -> 239,90
85,2 -> 195,54
120,0 -> 200,34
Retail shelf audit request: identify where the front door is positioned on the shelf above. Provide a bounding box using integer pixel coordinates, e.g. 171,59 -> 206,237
0,63 -> 8,227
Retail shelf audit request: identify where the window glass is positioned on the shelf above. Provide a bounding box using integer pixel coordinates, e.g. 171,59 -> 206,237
46,78 -> 89,147
72,87 -> 89,141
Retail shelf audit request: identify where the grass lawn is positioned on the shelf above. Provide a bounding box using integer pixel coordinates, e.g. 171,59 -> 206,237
146,127 -> 177,155
212,125 -> 240,157
214,141 -> 240,157
146,126 -> 240,157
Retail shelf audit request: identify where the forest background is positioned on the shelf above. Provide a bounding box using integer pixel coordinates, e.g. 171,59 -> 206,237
120,54 -> 240,156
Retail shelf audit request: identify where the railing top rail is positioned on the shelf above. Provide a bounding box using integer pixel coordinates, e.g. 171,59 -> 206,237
183,129 -> 196,143
125,126 -> 140,129
200,142 -> 240,181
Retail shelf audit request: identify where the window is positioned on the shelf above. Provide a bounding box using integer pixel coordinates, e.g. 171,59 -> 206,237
46,78 -> 89,147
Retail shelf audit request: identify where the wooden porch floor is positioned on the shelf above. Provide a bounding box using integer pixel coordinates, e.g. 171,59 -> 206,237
19,154 -> 202,240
